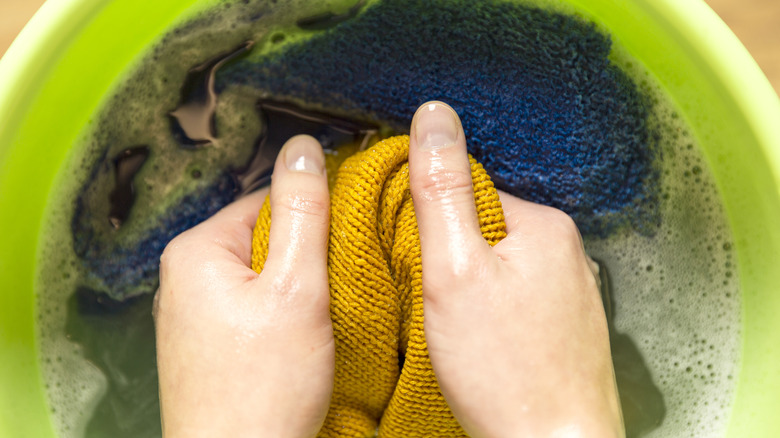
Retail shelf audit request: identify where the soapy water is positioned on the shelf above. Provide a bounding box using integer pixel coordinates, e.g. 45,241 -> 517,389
34,0 -> 739,436
71,0 -> 660,303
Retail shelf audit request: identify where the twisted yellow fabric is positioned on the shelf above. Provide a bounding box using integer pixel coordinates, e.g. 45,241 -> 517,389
251,135 -> 506,437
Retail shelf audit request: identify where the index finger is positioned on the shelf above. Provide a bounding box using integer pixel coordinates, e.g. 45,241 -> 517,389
177,187 -> 270,267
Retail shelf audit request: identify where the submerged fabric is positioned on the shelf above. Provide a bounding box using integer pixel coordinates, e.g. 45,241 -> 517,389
251,135 -> 506,437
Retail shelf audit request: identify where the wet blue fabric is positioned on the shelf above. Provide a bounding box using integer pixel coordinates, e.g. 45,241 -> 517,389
219,0 -> 660,236
72,0 -> 660,300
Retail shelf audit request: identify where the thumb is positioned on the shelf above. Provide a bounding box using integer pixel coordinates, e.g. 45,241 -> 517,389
408,102 -> 492,290
264,135 -> 331,287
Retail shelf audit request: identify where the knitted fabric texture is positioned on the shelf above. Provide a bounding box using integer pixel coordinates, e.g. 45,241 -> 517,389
251,135 -> 506,437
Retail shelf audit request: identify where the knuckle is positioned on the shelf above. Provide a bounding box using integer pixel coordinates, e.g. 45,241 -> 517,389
272,188 -> 330,223
544,209 -> 580,240
414,168 -> 474,204
159,231 -> 202,284
423,255 -> 490,298
159,236 -> 183,273
263,266 -> 330,308
160,230 -> 197,264
534,207 -> 583,255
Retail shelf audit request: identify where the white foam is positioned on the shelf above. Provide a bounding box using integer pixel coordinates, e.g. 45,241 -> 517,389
585,106 -> 740,438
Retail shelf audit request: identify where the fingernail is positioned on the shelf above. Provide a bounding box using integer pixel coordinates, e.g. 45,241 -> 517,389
413,101 -> 460,149
284,135 -> 325,175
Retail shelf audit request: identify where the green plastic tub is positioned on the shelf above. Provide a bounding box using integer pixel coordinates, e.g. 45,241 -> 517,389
1,0 -> 779,436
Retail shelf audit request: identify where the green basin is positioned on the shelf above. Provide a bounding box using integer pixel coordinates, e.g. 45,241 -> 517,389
1,0 -> 779,436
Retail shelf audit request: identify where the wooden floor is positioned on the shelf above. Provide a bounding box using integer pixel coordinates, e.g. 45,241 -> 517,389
1,0 -> 47,59
706,0 -> 780,97
1,0 -> 778,95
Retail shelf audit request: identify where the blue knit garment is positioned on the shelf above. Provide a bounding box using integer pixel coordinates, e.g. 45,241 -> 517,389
219,0 -> 661,235
72,0 -> 660,300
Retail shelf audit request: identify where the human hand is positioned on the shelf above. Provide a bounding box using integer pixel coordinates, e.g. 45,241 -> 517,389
154,135 -> 334,438
408,102 -> 624,438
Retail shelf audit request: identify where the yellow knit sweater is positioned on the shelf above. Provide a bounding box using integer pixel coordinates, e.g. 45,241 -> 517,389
252,135 -> 506,437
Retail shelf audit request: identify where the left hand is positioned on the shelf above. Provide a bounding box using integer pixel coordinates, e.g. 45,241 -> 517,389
154,135 -> 335,438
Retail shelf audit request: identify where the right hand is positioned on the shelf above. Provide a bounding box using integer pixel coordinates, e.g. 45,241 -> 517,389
408,101 -> 625,438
